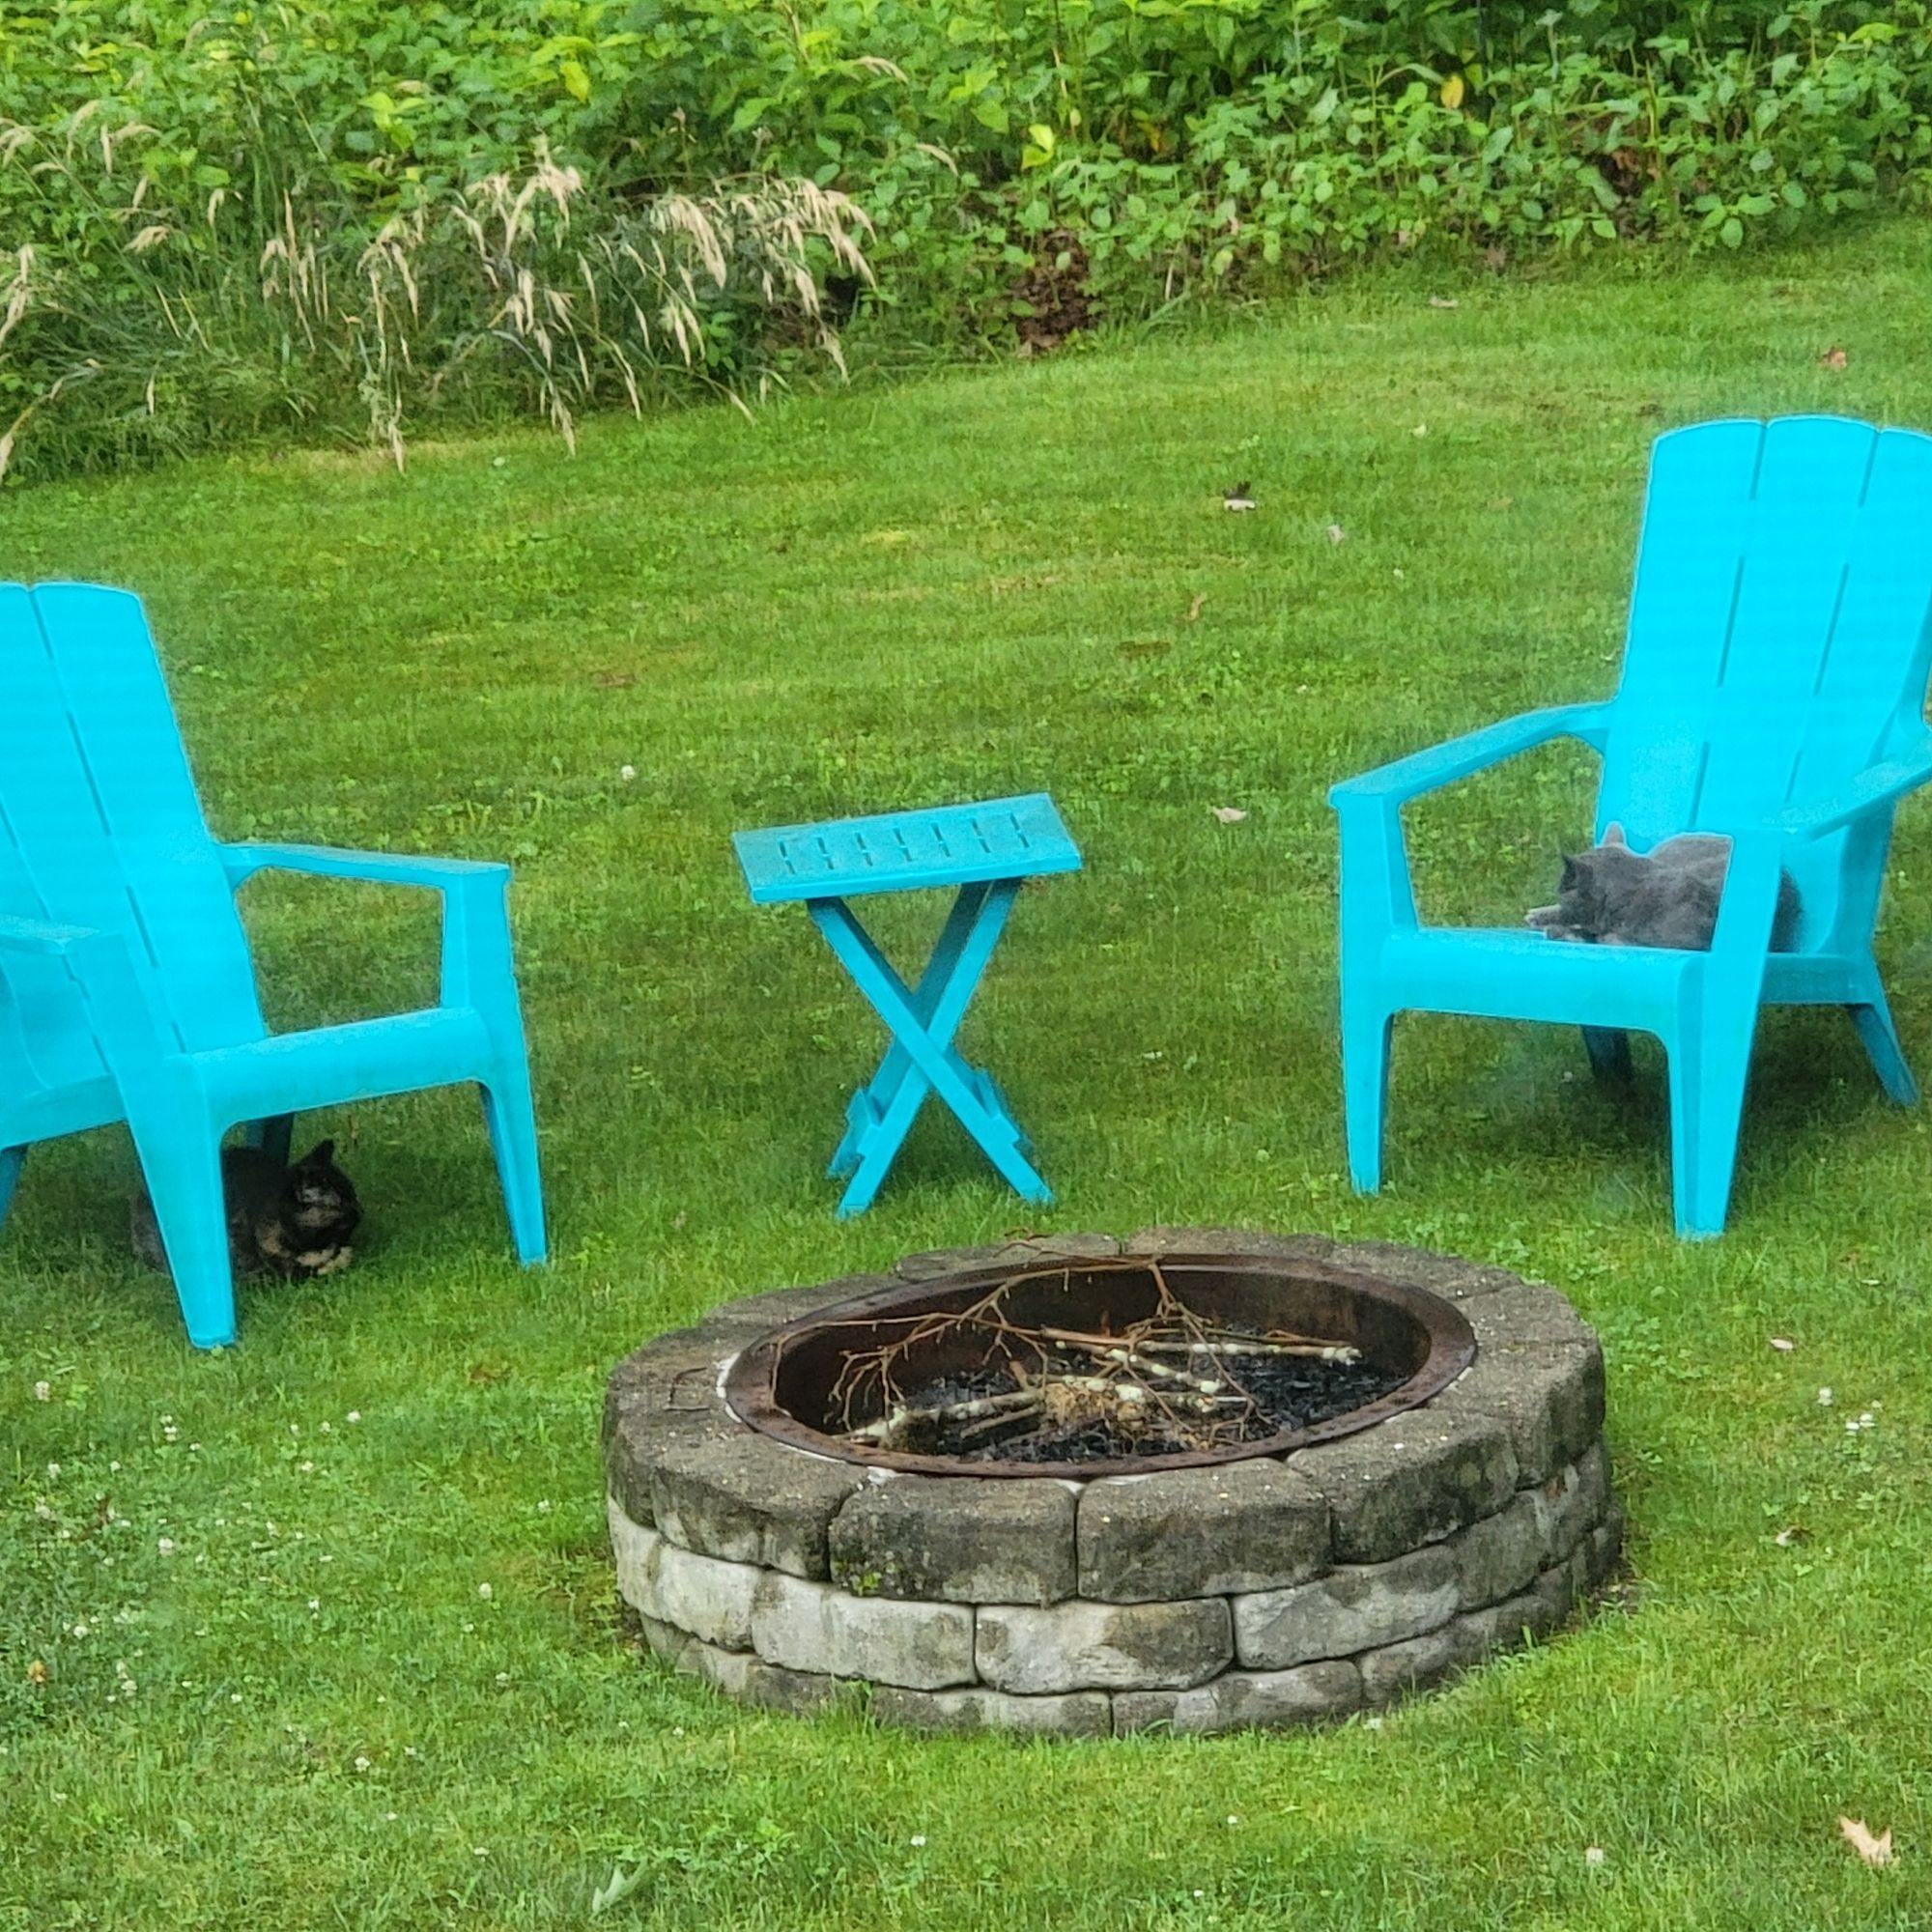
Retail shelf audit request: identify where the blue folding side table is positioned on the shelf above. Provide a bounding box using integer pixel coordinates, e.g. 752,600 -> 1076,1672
733,792 -> 1082,1216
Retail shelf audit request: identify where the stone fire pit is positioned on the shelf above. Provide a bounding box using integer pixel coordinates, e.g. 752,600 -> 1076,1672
605,1231 -> 1618,1737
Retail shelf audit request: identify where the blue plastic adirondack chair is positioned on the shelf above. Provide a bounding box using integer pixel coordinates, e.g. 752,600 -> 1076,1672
1330,416 -> 1932,1236
0,582 -> 547,1346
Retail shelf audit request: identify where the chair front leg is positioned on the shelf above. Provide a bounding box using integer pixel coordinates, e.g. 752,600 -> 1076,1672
0,1145 -> 24,1236
1334,794 -> 1419,1195
1675,833 -> 1784,1236
440,872 -> 547,1264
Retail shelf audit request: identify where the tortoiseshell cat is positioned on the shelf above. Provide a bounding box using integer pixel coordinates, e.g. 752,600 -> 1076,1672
131,1140 -> 361,1281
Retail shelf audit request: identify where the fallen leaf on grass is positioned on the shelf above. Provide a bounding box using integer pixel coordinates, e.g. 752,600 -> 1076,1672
1185,593 -> 1207,622
1326,524 -> 1347,544
1210,806 -> 1248,824
26,1660 -> 47,1686
1428,295 -> 1460,309
1223,481 -> 1257,512
1489,496 -> 1514,511
1770,1336 -> 1795,1351
593,670 -> 638,689
1839,1817 -> 1893,1868
1774,1524 -> 1807,1547
1820,346 -> 1849,371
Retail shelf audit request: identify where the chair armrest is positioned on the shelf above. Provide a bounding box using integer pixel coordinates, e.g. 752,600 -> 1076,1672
218,843 -> 518,1013
1329,702 -> 1613,810
0,913 -> 109,957
219,842 -> 511,892
1776,751 -> 1932,842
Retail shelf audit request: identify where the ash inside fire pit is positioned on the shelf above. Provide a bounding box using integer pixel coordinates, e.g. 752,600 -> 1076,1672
832,1281 -> 1408,1464
728,1250 -> 1476,1478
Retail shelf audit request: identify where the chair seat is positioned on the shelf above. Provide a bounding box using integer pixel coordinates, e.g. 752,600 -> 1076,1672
1379,928 -> 1881,1031
188,1008 -> 495,1123
1379,927 -> 1697,1029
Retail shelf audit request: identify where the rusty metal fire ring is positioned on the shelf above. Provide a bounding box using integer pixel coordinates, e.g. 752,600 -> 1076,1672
723,1251 -> 1477,1479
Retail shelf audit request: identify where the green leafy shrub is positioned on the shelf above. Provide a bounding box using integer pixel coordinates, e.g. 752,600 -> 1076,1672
6,1 -> 1932,477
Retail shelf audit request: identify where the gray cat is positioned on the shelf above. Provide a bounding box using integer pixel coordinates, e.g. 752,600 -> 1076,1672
1527,824 -> 1801,952
131,1141 -> 361,1282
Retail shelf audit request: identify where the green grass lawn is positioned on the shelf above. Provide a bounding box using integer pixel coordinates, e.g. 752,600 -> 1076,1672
9,221 -> 1932,1929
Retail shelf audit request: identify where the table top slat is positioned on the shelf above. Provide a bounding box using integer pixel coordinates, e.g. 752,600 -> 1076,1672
734,792 -> 1081,902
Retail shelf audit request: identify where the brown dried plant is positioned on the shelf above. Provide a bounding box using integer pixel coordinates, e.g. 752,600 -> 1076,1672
2,120 -> 873,480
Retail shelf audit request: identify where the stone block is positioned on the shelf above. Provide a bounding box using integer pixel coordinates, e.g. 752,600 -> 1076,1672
1431,1337 -> 1605,1486
894,1234 -> 1122,1282
1234,1544 -> 1457,1669
1530,1442 -> 1612,1563
1082,1453 -> 1337,1607
648,1538 -> 761,1651
608,1493 -> 661,1614
1124,1228 -> 1339,1264
1290,1408 -> 1518,1565
677,1636 -> 852,1715
676,1635 -> 761,1700
650,1432 -> 866,1579
750,1570 -> 976,1690
871,1685 -> 1113,1738
831,1476 -> 1076,1605
1114,1660 -> 1362,1736
710,1276 -> 895,1338
1461,1573 -> 1572,1652
1443,1490 -> 1547,1611
1462,1284 -> 1598,1350
1583,1504 -> 1625,1587
604,1326 -> 752,1527
1078,1460 -> 1330,1603
740,1658 -> 851,1717
637,1615 -> 691,1666
1357,1612 -> 1492,1704
1326,1241 -> 1521,1300
976,1598 -> 1232,1695
604,1321 -> 733,1441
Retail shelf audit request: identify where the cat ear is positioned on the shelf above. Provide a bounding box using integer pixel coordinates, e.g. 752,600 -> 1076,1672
1603,822 -> 1627,848
300,1140 -> 335,1166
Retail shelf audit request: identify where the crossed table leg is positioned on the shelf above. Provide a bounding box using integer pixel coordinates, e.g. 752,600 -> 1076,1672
808,877 -> 1052,1217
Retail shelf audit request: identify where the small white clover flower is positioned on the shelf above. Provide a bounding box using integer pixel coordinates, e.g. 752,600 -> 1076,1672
910,1834 -> 926,1848
33,1380 -> 50,1402
346,1411 -> 361,1424
1585,1846 -> 1605,1866
1817,1387 -> 1833,1406
477,1582 -> 494,1601
156,1538 -> 176,1557
355,1756 -> 371,1774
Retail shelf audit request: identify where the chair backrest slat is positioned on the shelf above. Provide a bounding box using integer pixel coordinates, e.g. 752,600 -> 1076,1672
1598,417 -> 1932,949
0,584 -> 265,1094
